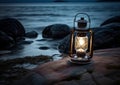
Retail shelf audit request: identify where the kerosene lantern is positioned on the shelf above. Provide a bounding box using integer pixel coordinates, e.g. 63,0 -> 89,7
69,13 -> 93,64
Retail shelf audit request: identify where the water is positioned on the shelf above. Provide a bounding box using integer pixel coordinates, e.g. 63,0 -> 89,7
0,2 -> 120,60
0,2 -> 120,31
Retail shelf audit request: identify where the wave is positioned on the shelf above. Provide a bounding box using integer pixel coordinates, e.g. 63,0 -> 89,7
14,13 -> 67,17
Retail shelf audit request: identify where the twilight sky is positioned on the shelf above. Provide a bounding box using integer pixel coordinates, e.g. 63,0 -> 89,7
0,0 -> 119,3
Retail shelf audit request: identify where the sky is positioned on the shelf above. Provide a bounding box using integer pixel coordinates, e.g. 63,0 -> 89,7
0,0 -> 119,3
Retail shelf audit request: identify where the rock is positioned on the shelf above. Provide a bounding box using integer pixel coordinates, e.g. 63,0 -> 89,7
33,57 -> 89,84
55,80 -> 79,85
100,16 -> 120,26
42,24 -> 70,39
0,18 -> 25,41
94,23 -> 120,50
25,31 -> 38,38
76,73 -> 96,85
0,18 -> 25,49
36,39 -> 47,41
52,54 -> 63,61
91,72 -> 115,85
19,40 -> 33,44
58,35 -> 71,54
39,46 -> 50,50
0,50 -> 11,55
58,23 -> 120,54
0,31 -> 15,50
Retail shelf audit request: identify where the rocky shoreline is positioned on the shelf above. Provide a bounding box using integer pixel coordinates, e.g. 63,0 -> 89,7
0,55 -> 52,85
0,16 -> 120,54
0,16 -> 120,85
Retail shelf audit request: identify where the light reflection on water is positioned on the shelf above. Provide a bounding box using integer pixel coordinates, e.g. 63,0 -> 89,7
0,35 -> 60,60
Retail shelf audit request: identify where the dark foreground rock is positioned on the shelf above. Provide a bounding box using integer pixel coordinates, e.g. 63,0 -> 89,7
39,46 -> 50,50
100,16 -> 120,26
58,34 -> 71,53
25,31 -> 38,38
93,23 -> 120,50
19,40 -> 33,44
0,18 -> 25,41
42,24 -> 70,39
0,31 -> 15,49
0,18 -> 25,49
0,55 -> 52,85
10,48 -> 120,85
58,17 -> 120,54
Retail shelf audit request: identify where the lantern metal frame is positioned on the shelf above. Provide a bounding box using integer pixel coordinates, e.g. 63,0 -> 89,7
69,13 -> 94,64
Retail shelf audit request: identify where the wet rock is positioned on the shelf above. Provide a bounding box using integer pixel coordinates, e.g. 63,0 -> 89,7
36,39 -> 47,41
1,48 -> 120,85
94,23 -> 120,50
19,40 -> 33,44
58,23 -> 120,54
100,16 -> 120,26
39,46 -> 50,50
0,31 -> 15,50
0,18 -> 25,41
58,35 -> 71,54
91,72 -> 115,85
55,80 -> 79,85
0,50 -> 12,55
77,73 -> 96,85
42,24 -> 70,39
52,54 -> 63,61
25,31 -> 38,38
0,18 -> 25,49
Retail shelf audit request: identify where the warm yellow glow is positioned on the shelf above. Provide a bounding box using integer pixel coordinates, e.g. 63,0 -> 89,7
79,38 -> 85,46
77,48 -> 85,52
75,36 -> 88,51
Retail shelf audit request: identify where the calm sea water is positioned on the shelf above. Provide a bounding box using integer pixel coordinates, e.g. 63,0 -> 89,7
0,2 -> 120,31
0,2 -> 120,60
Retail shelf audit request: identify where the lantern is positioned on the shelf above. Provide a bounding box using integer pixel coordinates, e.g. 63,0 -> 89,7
69,13 -> 93,64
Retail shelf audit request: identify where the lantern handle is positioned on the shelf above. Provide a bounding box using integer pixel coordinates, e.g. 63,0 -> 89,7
73,13 -> 91,30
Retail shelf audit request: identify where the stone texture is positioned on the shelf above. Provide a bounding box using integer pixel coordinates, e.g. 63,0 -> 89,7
93,23 -> 120,50
54,80 -> 79,85
77,73 -> 96,85
19,40 -> 33,44
91,72 -> 115,85
58,23 -> 120,54
0,31 -> 15,49
100,16 -> 120,26
1,48 -> 120,85
0,18 -> 25,41
25,31 -> 38,38
58,35 -> 71,53
0,18 -> 25,49
42,24 -> 70,39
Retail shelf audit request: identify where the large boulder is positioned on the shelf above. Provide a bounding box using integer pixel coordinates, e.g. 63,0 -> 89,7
58,23 -> 120,54
25,31 -> 38,38
0,18 -> 25,49
100,16 -> 120,26
94,23 -> 120,49
58,34 -> 71,54
0,31 -> 15,49
0,18 -> 25,41
42,24 -> 70,39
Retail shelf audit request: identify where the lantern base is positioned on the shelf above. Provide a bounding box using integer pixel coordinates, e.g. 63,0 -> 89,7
69,57 -> 91,65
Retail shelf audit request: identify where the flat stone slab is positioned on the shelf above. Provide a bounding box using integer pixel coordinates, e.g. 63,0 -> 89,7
12,48 -> 120,85
91,72 -> 115,85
